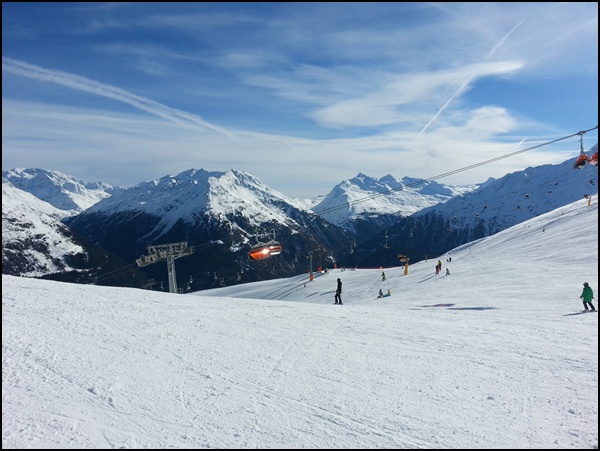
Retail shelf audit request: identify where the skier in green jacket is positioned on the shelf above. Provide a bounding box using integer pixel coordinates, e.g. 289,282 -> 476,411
580,282 -> 595,312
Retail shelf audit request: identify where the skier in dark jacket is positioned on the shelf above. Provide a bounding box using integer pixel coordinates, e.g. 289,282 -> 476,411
580,282 -> 595,311
335,278 -> 343,304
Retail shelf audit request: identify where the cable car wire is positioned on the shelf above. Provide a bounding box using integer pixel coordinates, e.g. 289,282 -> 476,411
314,126 -> 598,216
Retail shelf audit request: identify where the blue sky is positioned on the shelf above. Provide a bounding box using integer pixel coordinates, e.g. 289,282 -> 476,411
2,2 -> 598,197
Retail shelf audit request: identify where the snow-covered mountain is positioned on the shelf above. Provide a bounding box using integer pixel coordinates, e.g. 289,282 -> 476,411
2,178 -> 148,286
1,178 -> 86,276
349,149 -> 598,267
312,173 -> 475,233
63,169 -> 352,290
2,168 -> 116,213
3,145 -> 597,290
1,166 -> 476,238
75,168 -> 310,240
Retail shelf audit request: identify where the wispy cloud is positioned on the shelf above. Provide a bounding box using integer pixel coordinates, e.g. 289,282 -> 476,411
403,14 -> 529,151
2,57 -> 233,137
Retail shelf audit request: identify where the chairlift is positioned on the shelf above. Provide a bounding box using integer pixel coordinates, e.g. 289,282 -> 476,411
573,132 -> 594,169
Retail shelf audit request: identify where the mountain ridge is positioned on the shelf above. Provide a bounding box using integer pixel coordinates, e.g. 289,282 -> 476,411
2,145 -> 597,290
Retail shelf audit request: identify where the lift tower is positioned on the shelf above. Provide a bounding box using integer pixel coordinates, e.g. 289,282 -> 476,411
136,242 -> 194,293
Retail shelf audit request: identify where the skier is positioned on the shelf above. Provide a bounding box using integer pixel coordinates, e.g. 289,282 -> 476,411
382,271 -> 386,281
446,268 -> 450,276
378,288 -> 384,298
580,282 -> 595,311
335,278 -> 343,304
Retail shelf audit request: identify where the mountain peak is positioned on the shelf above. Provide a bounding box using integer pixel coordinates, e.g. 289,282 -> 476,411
3,168 -> 114,213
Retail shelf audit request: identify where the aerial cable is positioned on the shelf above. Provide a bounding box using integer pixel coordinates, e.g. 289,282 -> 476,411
316,126 -> 598,216
91,261 -> 140,284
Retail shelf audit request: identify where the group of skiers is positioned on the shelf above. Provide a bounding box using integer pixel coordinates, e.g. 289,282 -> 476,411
435,259 -> 450,276
332,266 -> 594,312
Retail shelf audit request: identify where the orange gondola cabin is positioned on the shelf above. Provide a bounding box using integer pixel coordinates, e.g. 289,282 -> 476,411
572,132 -> 597,169
574,153 -> 589,169
574,151 -> 599,169
249,242 -> 283,260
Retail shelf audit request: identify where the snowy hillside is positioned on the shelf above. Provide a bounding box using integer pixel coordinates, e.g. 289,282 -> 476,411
417,158 -> 598,230
1,178 -> 85,276
350,153 -> 598,267
2,198 -> 597,449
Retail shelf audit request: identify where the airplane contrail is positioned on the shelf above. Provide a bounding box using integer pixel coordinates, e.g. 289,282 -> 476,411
2,57 -> 234,137
403,17 -> 528,152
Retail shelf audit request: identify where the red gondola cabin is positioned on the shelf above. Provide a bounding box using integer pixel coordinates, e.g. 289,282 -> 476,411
249,242 -> 282,260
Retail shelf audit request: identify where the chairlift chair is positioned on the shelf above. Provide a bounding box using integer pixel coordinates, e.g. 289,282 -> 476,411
573,132 -> 593,169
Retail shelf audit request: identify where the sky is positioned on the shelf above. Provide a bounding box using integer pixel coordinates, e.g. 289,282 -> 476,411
2,2 -> 599,198
2,197 -> 598,449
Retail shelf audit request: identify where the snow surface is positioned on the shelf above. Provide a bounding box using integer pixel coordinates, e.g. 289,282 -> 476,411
2,198 -> 598,449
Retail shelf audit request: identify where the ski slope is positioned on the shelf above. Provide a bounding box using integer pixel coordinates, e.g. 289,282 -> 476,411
2,199 -> 598,449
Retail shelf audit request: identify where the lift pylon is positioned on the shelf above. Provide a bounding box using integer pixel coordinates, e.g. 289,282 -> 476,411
136,242 -> 194,293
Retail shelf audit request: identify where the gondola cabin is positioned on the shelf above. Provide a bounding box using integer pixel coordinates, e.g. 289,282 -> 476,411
574,153 -> 589,169
249,242 -> 283,260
